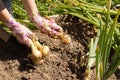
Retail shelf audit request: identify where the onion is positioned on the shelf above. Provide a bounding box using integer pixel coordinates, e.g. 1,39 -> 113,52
61,34 -> 71,44
31,40 -> 42,58
26,35 -> 50,64
58,32 -> 71,44
28,35 -> 50,65
41,46 -> 50,57
34,41 -> 42,50
34,41 -> 50,57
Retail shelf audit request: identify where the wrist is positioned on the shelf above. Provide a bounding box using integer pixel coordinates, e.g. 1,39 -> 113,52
30,13 -> 42,21
30,13 -> 43,27
5,17 -> 19,29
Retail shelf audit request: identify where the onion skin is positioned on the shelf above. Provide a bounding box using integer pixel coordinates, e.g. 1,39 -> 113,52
61,34 -> 71,44
31,40 -> 42,59
34,41 -> 50,57
27,35 -> 50,65
28,40 -> 42,64
58,32 -> 71,44
41,46 -> 50,57
34,41 -> 42,50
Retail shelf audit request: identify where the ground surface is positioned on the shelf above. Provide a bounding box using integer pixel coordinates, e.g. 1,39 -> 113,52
0,15 -> 119,80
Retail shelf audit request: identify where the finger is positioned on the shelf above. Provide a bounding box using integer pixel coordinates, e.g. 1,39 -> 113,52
50,29 -> 59,35
49,22 -> 63,32
54,26 -> 63,32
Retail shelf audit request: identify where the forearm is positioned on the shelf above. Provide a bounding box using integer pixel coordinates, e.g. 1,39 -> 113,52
0,1 -> 11,23
21,0 -> 38,16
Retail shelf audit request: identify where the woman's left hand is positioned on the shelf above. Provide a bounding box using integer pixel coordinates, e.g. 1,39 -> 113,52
30,14 -> 63,36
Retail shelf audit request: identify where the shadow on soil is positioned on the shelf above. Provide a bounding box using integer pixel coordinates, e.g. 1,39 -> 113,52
0,36 -> 34,71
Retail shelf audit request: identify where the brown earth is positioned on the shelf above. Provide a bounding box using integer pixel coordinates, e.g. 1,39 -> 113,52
0,15 -> 119,80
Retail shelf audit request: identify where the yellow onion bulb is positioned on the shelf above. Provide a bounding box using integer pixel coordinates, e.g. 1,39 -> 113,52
61,34 -> 71,44
41,46 -> 50,57
30,41 -> 42,59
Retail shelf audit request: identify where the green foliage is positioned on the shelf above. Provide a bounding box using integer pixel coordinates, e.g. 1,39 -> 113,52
12,0 -> 28,20
12,0 -> 58,19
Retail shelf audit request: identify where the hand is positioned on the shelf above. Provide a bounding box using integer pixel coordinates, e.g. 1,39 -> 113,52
5,18 -> 50,64
30,14 -> 71,44
5,18 -> 34,46
30,14 -> 63,36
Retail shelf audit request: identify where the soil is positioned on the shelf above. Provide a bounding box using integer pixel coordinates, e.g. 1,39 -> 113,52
0,15 -> 119,80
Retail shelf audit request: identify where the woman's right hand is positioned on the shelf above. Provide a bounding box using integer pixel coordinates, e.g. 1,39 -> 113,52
5,18 -> 34,46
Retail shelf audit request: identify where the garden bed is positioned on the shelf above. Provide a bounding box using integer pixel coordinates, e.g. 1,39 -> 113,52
0,15 -> 119,80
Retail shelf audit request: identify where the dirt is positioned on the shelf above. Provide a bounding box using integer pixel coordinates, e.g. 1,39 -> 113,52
0,15 -> 119,80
